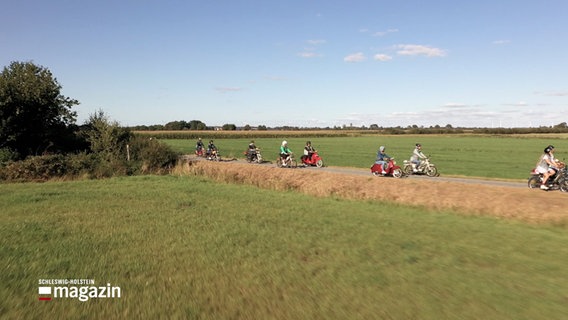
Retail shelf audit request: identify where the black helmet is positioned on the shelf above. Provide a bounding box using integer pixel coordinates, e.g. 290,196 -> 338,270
544,147 -> 552,153
416,143 -> 421,147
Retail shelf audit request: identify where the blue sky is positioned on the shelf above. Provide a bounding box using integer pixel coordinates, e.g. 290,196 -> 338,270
2,0 -> 567,128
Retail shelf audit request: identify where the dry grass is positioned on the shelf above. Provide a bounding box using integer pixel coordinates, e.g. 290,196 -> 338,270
173,160 -> 568,225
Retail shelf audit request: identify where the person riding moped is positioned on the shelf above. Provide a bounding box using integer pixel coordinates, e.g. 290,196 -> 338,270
536,145 -> 562,190
207,140 -> 218,159
247,140 -> 257,161
280,141 -> 292,166
410,143 -> 427,172
302,141 -> 316,163
195,138 -> 204,155
375,146 -> 391,175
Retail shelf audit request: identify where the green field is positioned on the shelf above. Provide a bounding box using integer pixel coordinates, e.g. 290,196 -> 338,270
2,175 -> 567,319
162,135 -> 568,180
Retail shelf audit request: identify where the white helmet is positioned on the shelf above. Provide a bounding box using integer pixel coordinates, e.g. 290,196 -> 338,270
282,140 -> 287,146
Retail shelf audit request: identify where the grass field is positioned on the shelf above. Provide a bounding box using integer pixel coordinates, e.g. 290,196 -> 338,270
2,175 -> 568,319
162,134 -> 568,180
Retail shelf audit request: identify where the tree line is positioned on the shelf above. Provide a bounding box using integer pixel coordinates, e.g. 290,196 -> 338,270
130,122 -> 568,135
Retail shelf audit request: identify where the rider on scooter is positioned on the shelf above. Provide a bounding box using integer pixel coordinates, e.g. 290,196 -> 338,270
207,140 -> 218,159
375,146 -> 391,174
302,141 -> 316,163
247,140 -> 257,161
410,143 -> 427,172
195,138 -> 204,154
537,145 -> 561,190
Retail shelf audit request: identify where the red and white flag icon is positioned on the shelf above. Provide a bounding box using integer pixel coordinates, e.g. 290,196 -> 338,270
38,287 -> 52,301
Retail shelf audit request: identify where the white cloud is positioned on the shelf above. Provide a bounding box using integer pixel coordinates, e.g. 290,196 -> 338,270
373,28 -> 399,37
373,54 -> 392,62
502,101 -> 528,107
395,44 -> 447,57
334,103 -> 568,128
535,90 -> 568,97
263,75 -> 287,81
493,40 -> 511,45
298,52 -> 322,58
215,87 -> 243,93
298,40 -> 325,58
344,52 -> 366,62
306,39 -> 326,45
443,103 -> 468,109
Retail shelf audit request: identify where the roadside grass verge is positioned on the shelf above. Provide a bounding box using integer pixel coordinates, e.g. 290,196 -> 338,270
1,176 -> 567,319
175,160 -> 568,225
162,135 -> 567,180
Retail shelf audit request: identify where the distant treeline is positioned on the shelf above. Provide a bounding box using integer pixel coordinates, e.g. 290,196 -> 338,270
130,121 -> 568,138
133,125 -> 568,140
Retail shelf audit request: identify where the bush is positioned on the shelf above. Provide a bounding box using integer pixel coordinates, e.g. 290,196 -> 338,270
0,130 -> 180,182
0,154 -> 69,182
0,148 -> 19,166
128,136 -> 179,174
0,152 -> 129,182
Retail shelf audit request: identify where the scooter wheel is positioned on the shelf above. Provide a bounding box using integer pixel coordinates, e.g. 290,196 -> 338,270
392,169 -> 403,178
426,166 -> 438,177
527,176 -> 541,189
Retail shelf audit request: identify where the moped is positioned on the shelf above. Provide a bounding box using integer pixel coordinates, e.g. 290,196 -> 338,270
301,151 -> 324,168
371,158 -> 403,178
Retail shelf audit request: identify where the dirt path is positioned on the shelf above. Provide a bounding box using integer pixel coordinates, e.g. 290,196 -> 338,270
179,156 -> 567,225
188,155 -> 526,188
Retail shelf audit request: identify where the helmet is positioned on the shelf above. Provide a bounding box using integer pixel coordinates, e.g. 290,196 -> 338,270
306,141 -> 311,145
282,140 -> 287,146
416,143 -> 421,147
379,146 -> 385,152
544,147 -> 552,153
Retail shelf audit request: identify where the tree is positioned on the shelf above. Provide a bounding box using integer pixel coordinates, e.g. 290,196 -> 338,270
83,110 -> 131,162
222,123 -> 237,130
0,61 -> 80,158
164,120 -> 188,130
188,120 -> 206,130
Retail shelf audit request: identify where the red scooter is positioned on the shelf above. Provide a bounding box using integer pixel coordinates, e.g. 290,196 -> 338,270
371,158 -> 403,178
302,151 -> 324,167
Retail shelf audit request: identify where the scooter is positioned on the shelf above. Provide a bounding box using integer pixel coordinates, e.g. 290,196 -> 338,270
527,163 -> 567,192
245,148 -> 263,164
206,149 -> 221,161
403,157 -> 438,177
371,158 -> 403,178
301,151 -> 324,167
